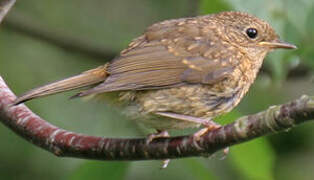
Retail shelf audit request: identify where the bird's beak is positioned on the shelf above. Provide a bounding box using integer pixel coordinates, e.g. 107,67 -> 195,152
258,40 -> 297,49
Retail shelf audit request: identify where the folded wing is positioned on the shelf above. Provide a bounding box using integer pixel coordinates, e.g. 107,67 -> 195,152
77,40 -> 235,97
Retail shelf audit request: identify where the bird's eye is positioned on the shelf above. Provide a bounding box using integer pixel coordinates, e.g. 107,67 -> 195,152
246,28 -> 258,39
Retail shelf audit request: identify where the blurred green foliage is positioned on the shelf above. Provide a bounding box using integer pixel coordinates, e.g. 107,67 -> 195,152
230,138 -> 275,180
69,162 -> 129,180
0,0 -> 314,180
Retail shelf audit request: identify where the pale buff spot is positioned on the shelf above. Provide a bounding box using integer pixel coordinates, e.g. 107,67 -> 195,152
182,59 -> 189,64
203,50 -> 213,57
189,20 -> 198,24
143,100 -> 155,108
129,42 -> 135,46
221,61 -> 227,66
194,36 -> 202,40
177,21 -> 185,26
173,38 -> 180,43
205,111 -> 215,117
189,64 -> 199,70
154,96 -> 165,101
120,49 -> 128,54
201,28 -> 210,34
189,96 -> 200,101
167,47 -> 174,53
187,43 -> 199,51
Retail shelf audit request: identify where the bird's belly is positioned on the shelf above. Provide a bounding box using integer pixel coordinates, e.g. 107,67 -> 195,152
120,84 -> 240,130
134,114 -> 202,130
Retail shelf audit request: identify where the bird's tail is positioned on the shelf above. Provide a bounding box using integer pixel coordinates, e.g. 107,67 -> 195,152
13,64 -> 109,105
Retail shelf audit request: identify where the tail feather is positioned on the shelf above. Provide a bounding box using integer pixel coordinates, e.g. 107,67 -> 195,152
13,64 -> 108,105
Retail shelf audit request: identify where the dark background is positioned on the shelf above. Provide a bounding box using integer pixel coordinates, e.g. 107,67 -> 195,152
1,0 -> 314,180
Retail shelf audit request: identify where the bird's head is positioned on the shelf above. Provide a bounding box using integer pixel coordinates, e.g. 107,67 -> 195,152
210,11 -> 296,59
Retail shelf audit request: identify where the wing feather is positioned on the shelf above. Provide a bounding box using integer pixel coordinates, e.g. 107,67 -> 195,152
76,19 -> 237,97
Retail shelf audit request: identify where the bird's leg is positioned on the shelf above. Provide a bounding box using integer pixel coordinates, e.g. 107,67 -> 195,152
155,112 -> 229,156
198,118 -> 230,158
146,129 -> 170,144
155,112 -> 222,138
154,112 -> 229,158
155,112 -> 213,124
194,118 -> 230,158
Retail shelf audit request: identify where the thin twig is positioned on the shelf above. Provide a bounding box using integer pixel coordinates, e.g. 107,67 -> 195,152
3,12 -> 117,60
0,76 -> 314,160
0,0 -> 15,24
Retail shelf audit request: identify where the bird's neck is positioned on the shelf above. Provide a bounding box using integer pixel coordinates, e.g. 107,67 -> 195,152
224,51 -> 266,110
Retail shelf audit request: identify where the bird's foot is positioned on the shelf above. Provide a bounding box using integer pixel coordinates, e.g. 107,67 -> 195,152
192,120 -> 221,141
146,130 -> 170,145
146,130 -> 171,169
220,147 -> 230,160
161,159 -> 170,169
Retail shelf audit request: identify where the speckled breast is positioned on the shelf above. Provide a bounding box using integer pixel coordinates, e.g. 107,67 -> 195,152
119,83 -> 243,130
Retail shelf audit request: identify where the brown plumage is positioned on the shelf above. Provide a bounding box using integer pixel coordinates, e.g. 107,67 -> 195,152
14,11 -> 296,136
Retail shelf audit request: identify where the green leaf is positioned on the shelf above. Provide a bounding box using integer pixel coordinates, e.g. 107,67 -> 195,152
229,138 -> 275,180
200,0 -> 232,14
68,161 -> 129,180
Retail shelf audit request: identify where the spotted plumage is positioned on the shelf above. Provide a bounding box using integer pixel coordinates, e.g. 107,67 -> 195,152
14,11 -> 296,133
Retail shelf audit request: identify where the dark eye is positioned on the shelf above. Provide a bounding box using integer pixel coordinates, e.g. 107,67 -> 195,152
246,28 -> 258,39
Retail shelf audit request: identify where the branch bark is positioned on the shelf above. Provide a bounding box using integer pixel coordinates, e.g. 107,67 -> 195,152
1,0 -> 314,162
1,76 -> 314,161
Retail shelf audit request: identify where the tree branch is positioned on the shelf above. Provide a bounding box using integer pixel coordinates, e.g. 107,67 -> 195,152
1,0 -> 314,162
1,76 -> 314,161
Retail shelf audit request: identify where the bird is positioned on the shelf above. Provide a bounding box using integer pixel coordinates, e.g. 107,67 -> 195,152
14,11 -> 296,145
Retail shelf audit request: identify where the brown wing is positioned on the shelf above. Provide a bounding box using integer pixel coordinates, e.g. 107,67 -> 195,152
77,18 -> 237,97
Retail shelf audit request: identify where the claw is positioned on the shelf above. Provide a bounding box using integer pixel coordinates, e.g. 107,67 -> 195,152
192,120 -> 221,141
146,131 -> 171,168
161,159 -> 170,169
220,147 -> 230,160
146,130 -> 170,144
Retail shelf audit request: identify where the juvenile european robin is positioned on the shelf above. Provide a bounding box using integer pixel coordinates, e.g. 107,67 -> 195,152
14,11 -> 296,144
